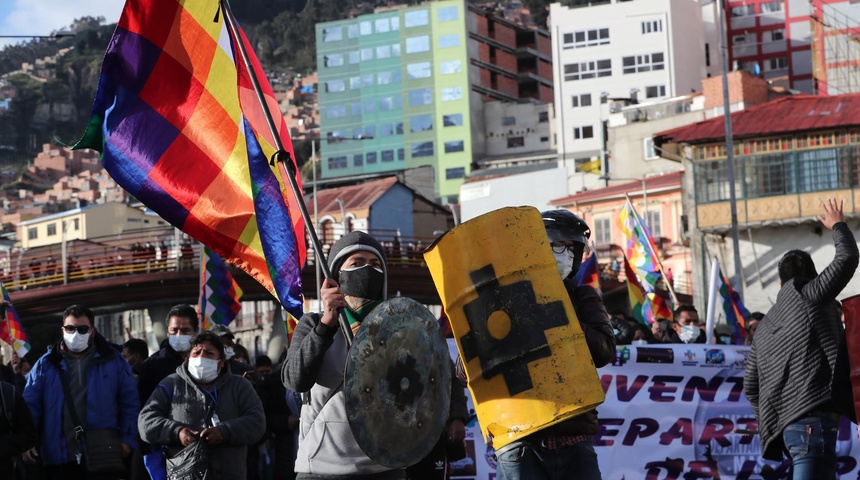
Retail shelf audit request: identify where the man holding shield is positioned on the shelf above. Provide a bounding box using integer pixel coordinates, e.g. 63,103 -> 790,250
282,231 -> 406,480
492,210 -> 616,480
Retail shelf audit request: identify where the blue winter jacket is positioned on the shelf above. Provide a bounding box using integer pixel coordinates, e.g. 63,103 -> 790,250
23,333 -> 140,466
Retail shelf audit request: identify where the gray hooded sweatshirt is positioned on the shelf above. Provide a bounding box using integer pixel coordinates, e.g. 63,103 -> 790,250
138,364 -> 265,479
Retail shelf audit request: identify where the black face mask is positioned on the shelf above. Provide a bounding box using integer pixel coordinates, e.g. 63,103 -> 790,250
338,265 -> 385,300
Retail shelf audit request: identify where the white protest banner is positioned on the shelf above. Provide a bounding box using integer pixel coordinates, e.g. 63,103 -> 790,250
446,341 -> 860,480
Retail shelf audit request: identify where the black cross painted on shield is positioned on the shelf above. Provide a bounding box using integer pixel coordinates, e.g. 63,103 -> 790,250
459,264 -> 568,396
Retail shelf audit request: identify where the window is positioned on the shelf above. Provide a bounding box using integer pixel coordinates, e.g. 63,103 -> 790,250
573,126 -> 594,139
540,136 -> 549,142
381,150 -> 395,162
348,51 -> 360,64
353,154 -> 363,167
325,104 -> 346,119
642,20 -> 662,34
47,223 -> 57,235
360,21 -> 372,35
348,24 -> 359,39
362,99 -> 375,114
562,28 -> 609,49
731,5 -> 755,17
761,1 -> 783,13
564,59 -> 611,81
412,141 -> 434,158
798,148 -> 838,193
398,148 -> 405,160
643,137 -> 658,160
765,57 -> 788,71
733,33 -> 750,44
645,211 -> 662,236
73,218 -> 79,230
349,76 -> 361,89
440,60 -> 461,74
572,93 -> 592,107
445,140 -> 464,153
362,152 -> 375,164
439,34 -> 459,48
396,122 -> 404,134
361,48 -> 373,61
405,10 -> 429,27
28,228 -> 37,240
376,45 -> 391,59
622,53 -> 665,74
349,102 -> 360,115
376,18 -> 391,33
362,74 -> 374,87
328,156 -> 347,169
441,87 -> 463,101
406,36 -> 430,53
324,54 -> 343,67
391,17 -> 400,31
645,85 -> 666,98
363,125 -> 376,138
538,111 -> 549,123
507,137 -> 525,148
392,44 -> 401,56
765,29 -> 785,42
380,124 -> 393,137
593,217 -> 611,244
444,113 -> 463,126
407,62 -> 432,79
410,114 -> 433,132
322,27 -> 343,42
446,167 -> 466,180
502,116 -> 516,126
377,71 -> 395,85
379,96 -> 401,111
408,88 -> 432,106
439,6 -> 458,22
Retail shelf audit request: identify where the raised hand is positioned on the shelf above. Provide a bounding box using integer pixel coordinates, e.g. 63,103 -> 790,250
818,197 -> 845,230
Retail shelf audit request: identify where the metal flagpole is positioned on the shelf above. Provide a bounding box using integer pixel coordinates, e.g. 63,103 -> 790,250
220,0 -> 354,345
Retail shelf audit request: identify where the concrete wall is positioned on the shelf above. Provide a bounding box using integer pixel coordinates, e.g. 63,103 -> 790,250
460,166 -> 569,221
483,102 -> 553,157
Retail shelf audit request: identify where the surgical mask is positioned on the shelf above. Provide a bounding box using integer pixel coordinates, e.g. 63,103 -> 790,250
553,251 -> 574,279
631,339 -> 648,346
338,265 -> 385,302
679,325 -> 699,343
224,346 -> 235,360
63,332 -> 90,353
168,334 -> 192,353
187,356 -> 220,383
719,336 -> 732,345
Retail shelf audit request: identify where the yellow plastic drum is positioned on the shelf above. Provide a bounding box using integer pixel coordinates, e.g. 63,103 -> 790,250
424,206 -> 604,450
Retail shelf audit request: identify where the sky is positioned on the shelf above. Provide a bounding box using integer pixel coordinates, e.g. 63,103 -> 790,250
0,0 -> 124,49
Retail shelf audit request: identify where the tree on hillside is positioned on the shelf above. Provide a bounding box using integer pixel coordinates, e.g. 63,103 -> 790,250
5,74 -> 44,151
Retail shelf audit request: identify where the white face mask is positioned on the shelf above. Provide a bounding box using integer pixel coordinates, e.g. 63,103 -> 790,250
553,251 -> 574,279
224,346 -> 235,360
679,325 -> 699,343
187,356 -> 220,383
169,334 -> 192,353
631,339 -> 648,346
719,335 -> 732,345
63,331 -> 91,353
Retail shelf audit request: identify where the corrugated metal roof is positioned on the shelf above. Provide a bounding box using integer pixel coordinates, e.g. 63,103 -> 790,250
654,94 -> 860,145
549,171 -> 682,206
307,177 -> 398,216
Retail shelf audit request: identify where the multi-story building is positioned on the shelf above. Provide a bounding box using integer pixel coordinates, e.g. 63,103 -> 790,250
315,0 -> 553,202
549,0 -> 706,176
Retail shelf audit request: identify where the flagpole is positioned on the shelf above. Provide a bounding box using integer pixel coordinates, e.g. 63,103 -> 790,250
705,257 -> 720,344
622,194 -> 680,306
220,1 -> 354,345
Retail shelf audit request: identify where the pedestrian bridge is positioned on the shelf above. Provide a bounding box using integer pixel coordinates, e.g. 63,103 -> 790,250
6,227 -> 441,326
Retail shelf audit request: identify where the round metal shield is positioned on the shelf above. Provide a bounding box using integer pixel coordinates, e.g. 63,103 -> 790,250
344,297 -> 452,469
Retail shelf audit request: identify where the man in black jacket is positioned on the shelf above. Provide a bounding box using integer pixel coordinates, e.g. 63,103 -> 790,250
744,197 -> 858,479
0,379 -> 36,479
492,210 -> 615,480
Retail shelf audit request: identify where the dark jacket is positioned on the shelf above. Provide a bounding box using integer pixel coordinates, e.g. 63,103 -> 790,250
744,222 -> 859,461
530,279 -> 615,439
136,340 -> 186,405
139,364 -> 266,480
23,334 -> 140,466
0,380 -> 36,475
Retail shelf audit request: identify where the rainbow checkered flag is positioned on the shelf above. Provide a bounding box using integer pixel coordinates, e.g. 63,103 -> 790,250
0,283 -> 30,356
74,0 -> 306,319
199,246 -> 243,330
574,252 -> 601,296
617,199 -> 673,312
716,262 -> 750,343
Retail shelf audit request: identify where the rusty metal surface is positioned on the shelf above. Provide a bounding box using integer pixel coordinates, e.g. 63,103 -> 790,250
344,297 -> 451,469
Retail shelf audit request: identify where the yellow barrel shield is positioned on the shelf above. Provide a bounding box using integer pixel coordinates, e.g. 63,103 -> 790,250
424,206 -> 604,449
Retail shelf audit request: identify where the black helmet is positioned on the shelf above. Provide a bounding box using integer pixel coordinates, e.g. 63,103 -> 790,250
541,209 -> 590,278
541,210 -> 590,246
